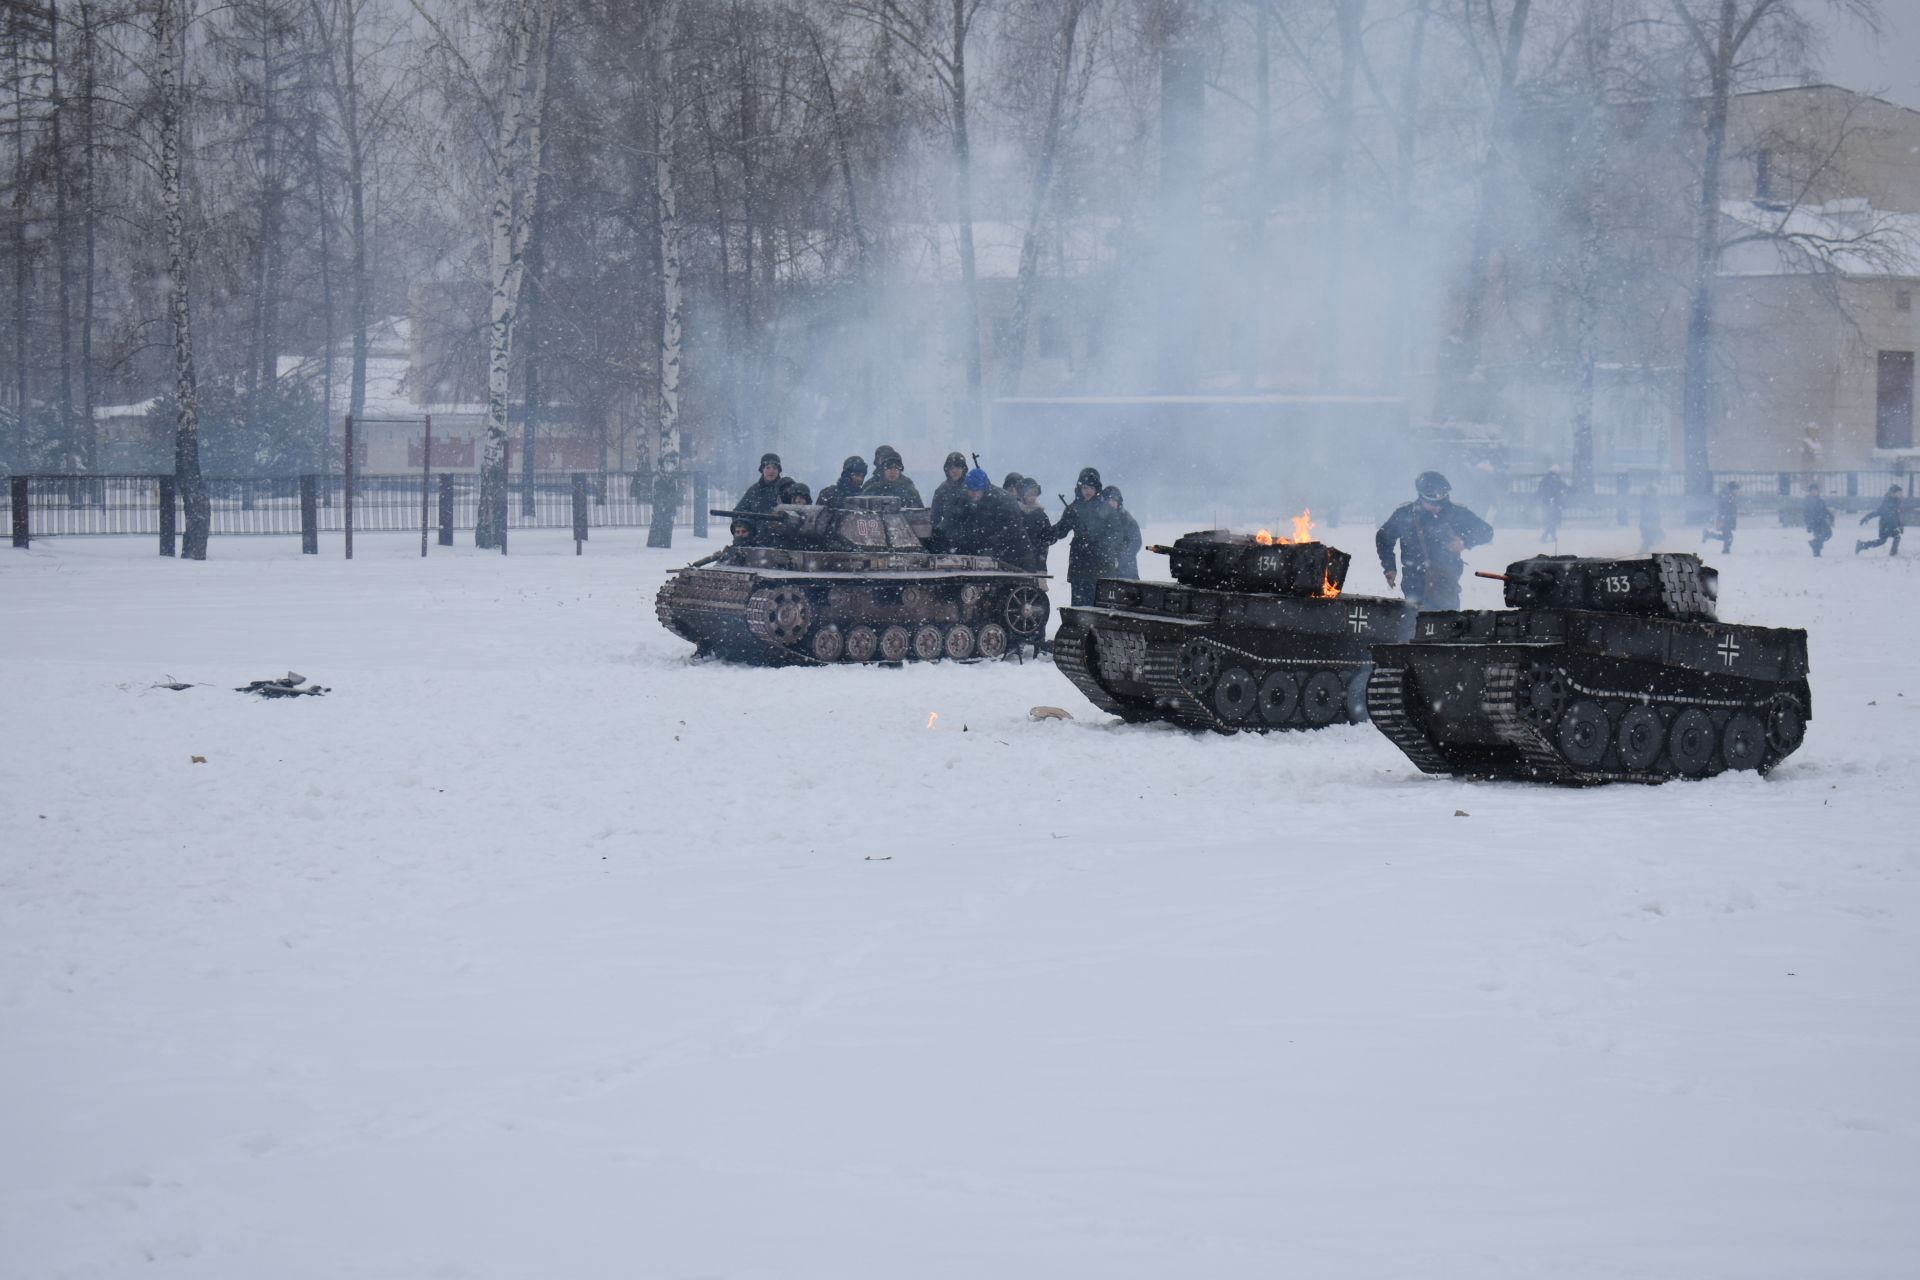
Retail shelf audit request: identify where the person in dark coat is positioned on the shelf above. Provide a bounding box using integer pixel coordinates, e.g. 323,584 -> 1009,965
736,452 -> 787,514
928,451 -> 970,549
1638,484 -> 1665,553
1375,470 -> 1495,610
817,455 -> 869,507
1014,478 -> 1051,573
1702,481 -> 1739,553
1537,465 -> 1570,544
861,445 -> 924,507
1098,485 -> 1141,580
1046,465 -> 1112,606
1856,484 -> 1905,555
1803,486 -> 1835,557
949,468 -> 1033,567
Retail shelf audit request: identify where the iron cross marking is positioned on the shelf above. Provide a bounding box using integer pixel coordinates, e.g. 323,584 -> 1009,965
1717,633 -> 1741,668
1348,605 -> 1371,634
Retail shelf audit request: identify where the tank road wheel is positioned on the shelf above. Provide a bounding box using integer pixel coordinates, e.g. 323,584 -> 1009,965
1002,585 -> 1050,638
1344,671 -> 1371,723
1668,707 -> 1717,776
975,623 -> 1009,659
746,586 -> 813,648
912,624 -> 946,661
1722,712 -> 1767,772
879,625 -> 912,662
1178,640 -> 1222,695
844,625 -> 879,663
1301,671 -> 1345,725
944,624 -> 977,660
1617,706 -> 1664,772
1765,695 -> 1807,756
1557,700 -> 1611,769
1212,666 -> 1258,725
1515,660 -> 1568,730
1258,671 -> 1299,726
809,624 -> 845,663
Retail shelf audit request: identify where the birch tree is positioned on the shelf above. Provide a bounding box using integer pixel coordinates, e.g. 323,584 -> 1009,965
646,0 -> 682,549
156,0 -> 211,557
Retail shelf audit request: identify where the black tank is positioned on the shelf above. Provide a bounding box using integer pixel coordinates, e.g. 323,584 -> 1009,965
1052,530 -> 1417,731
654,496 -> 1049,665
1366,553 -> 1811,782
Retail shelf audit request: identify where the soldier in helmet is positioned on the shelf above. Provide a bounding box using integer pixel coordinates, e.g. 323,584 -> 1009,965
928,450 -> 971,549
1002,470 -> 1025,495
1856,484 -> 1905,555
818,455 -> 869,507
1375,470 -> 1495,610
1098,485 -> 1141,580
736,453 -> 787,515
1702,480 -> 1739,553
1537,464 -> 1570,545
1014,477 -> 1051,573
861,445 -> 924,507
1046,465 -> 1113,606
1803,484 -> 1835,557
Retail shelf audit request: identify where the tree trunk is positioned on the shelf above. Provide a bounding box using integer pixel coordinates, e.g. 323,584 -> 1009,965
950,0 -> 983,433
521,26 -> 555,517
158,0 -> 209,559
1319,0 -> 1364,392
77,0 -> 96,473
1381,0 -> 1428,393
1678,0 -> 1738,499
648,0 -> 683,549
49,0 -> 77,472
246,24 -> 282,463
11,32 -> 29,446
999,0 -> 1084,398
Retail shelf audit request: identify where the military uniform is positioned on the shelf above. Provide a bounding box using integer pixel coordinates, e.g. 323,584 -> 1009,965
1704,484 -> 1739,553
1098,487 -> 1141,580
1856,488 -> 1905,555
1803,492 -> 1835,557
1046,466 -> 1112,606
928,451 -> 971,549
950,477 -> 1033,567
860,447 -> 924,507
1537,470 -> 1570,543
818,456 -> 869,508
1375,474 -> 1494,611
1016,492 -> 1052,574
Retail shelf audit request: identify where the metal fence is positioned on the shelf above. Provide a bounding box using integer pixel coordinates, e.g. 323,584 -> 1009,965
1503,468 -> 1917,521
4,472 -> 724,541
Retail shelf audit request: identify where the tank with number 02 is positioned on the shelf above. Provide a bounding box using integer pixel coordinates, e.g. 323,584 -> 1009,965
1051,530 -> 1417,731
1365,553 -> 1811,783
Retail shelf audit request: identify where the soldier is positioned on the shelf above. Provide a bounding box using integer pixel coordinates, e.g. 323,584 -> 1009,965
1702,480 -> 1739,553
1856,484 -> 1905,555
861,445 -> 925,507
784,482 -> 811,505
1537,464 -> 1570,545
1803,485 -> 1835,557
736,452 -> 787,514
1638,483 -> 1665,553
1015,478 -> 1052,573
1098,485 -> 1141,580
929,451 -> 970,549
817,455 -> 869,507
1002,471 -> 1025,495
950,468 -> 1033,567
1375,470 -> 1495,610
1046,465 -> 1112,606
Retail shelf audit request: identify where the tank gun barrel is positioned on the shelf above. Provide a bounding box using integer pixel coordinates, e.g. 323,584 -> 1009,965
1147,544 -> 1173,555
709,507 -> 795,521
1473,570 -> 1512,582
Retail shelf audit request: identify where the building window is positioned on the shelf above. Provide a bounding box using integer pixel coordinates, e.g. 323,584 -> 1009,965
1878,351 -> 1914,451
1038,314 -> 1066,360
1754,148 -> 1774,203
1898,290 -> 1912,313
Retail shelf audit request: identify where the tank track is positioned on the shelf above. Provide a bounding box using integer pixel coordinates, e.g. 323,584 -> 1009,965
1371,653 -> 1808,784
1051,617 -> 1132,719
655,568 -> 1044,667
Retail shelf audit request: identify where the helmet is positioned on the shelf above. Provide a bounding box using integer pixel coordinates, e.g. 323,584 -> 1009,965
1415,470 -> 1451,500
964,467 -> 991,492
1100,485 -> 1124,505
874,444 -> 902,468
1077,466 -> 1103,491
841,454 -> 867,476
785,482 -> 812,504
944,451 -> 968,472
1002,471 -> 1024,492
759,452 -> 782,471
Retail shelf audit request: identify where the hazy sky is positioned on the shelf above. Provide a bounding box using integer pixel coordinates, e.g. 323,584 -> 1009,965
1822,3 -> 1920,110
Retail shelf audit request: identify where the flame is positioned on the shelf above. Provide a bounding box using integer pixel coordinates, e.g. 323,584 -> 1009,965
1291,508 -> 1315,544
927,711 -> 939,730
1254,528 -> 1276,546
1320,566 -> 1342,600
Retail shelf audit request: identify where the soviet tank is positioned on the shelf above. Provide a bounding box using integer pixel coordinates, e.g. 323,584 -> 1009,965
1365,553 -> 1811,783
1052,531 -> 1418,731
653,495 -> 1050,665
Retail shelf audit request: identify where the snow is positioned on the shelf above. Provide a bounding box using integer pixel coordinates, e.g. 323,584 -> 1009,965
3,520 -> 1917,1279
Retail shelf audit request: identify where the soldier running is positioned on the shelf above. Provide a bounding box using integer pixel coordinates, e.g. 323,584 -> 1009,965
1803,485 -> 1835,557
1375,470 -> 1495,611
1856,484 -> 1905,555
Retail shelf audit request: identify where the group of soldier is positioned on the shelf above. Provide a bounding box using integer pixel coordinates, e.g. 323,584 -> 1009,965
733,447 -> 1142,606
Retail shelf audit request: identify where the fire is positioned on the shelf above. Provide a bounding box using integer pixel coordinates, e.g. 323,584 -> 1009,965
1292,508 -> 1315,544
1254,528 -> 1276,546
927,711 -> 939,730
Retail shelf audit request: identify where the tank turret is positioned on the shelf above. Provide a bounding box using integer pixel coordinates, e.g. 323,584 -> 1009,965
1476,552 -> 1718,620
1150,530 -> 1351,596
712,495 -> 931,552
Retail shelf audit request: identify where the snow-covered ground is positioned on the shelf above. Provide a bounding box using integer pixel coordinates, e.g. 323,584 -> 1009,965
4,519 -> 1916,1279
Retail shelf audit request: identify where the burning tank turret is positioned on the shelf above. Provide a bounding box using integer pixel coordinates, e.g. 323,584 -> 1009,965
654,495 -> 1049,665
1052,529 -> 1418,732
1366,553 -> 1811,783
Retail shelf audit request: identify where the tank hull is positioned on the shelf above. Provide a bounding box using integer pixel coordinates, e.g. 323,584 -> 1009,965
1053,577 -> 1417,732
655,555 -> 1050,666
1366,607 -> 1812,783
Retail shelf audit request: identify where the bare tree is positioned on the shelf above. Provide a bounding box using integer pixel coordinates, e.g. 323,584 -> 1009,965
156,0 -> 211,557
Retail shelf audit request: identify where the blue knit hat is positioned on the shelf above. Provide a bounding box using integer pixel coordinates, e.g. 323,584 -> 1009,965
964,467 -> 990,492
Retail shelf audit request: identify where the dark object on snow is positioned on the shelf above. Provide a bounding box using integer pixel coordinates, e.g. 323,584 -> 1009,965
1367,553 -> 1811,784
1052,531 -> 1416,733
237,671 -> 330,698
655,495 -> 1049,666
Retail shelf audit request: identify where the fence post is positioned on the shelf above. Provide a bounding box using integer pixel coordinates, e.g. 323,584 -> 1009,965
159,476 -> 177,556
420,415 -> 433,558
572,472 -> 588,554
692,471 -> 708,539
10,476 -> 27,548
344,413 -> 355,560
438,473 -> 454,546
300,475 -> 318,554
